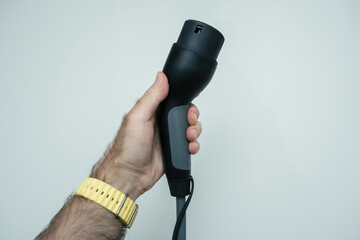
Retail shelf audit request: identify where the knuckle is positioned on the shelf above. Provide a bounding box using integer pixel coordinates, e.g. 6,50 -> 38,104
144,89 -> 152,98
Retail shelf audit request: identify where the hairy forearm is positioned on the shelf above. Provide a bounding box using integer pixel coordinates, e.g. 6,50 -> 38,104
36,195 -> 125,240
36,153 -> 142,240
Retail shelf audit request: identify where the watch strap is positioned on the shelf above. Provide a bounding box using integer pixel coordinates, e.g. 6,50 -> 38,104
75,177 -> 138,228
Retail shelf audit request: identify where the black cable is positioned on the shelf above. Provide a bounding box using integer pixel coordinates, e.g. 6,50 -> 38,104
172,177 -> 194,240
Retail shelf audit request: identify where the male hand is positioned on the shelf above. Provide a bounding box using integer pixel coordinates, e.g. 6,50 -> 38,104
92,72 -> 202,200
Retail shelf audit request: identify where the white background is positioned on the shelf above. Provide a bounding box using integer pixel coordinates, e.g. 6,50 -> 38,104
0,0 -> 359,239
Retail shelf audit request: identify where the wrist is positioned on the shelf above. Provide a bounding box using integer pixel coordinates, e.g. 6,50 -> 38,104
106,170 -> 142,201
75,177 -> 139,229
92,160 -> 143,201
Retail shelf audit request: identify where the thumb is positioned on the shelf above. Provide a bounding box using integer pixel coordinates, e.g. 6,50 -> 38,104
132,72 -> 169,120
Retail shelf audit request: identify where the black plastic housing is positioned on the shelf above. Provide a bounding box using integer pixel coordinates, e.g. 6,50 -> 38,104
158,20 -> 224,197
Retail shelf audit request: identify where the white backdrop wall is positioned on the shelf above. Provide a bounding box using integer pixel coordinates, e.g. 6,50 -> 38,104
0,0 -> 359,239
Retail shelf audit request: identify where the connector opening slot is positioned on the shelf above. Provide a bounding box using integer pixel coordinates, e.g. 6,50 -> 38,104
194,25 -> 203,34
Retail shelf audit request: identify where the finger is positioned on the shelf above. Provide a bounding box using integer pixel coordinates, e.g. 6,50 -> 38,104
188,104 -> 200,125
186,122 -> 202,141
131,72 -> 169,121
189,141 -> 200,154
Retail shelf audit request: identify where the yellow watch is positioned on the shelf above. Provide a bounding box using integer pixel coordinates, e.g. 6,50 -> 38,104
75,177 -> 139,228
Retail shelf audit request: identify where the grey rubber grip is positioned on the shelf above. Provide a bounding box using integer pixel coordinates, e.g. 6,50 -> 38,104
167,105 -> 191,170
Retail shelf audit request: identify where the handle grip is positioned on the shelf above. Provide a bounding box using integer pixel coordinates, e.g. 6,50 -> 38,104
167,105 -> 191,171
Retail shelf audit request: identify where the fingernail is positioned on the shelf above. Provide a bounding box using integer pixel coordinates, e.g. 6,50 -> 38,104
154,72 -> 161,85
194,129 -> 199,138
194,112 -> 198,120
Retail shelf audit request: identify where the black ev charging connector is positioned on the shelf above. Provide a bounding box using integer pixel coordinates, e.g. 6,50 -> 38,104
157,20 -> 224,240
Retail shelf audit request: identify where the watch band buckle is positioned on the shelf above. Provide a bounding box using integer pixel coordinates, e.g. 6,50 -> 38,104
115,194 -> 139,228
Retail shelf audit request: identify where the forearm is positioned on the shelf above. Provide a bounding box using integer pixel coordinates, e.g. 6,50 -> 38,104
36,195 -> 125,240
